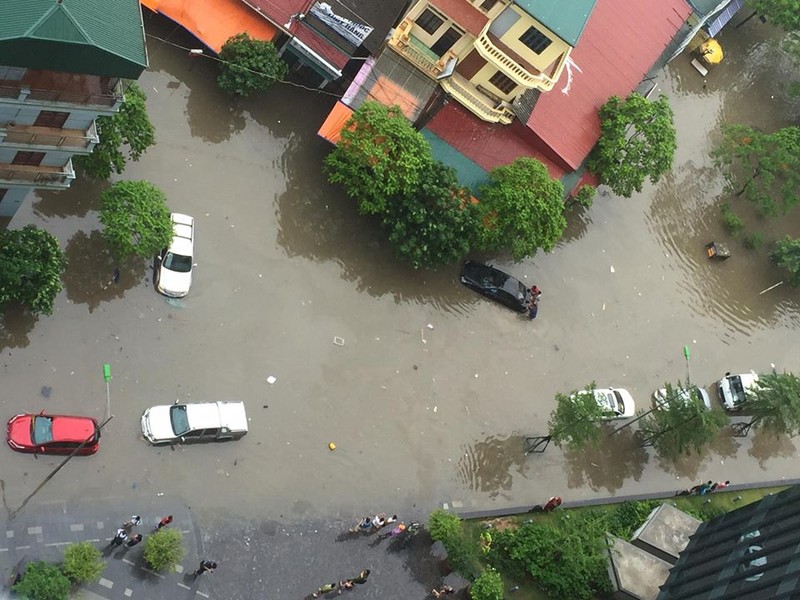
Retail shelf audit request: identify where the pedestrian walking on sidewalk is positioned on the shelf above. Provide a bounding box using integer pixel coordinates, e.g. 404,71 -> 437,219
109,528 -> 127,547
125,534 -> 143,548
194,560 -> 216,576
156,515 -> 173,530
122,515 -> 141,533
711,480 -> 730,492
312,582 -> 338,597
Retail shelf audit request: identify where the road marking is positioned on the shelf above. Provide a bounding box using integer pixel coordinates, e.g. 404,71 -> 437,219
175,564 -> 184,573
177,583 -> 190,590
44,542 -> 71,547
27,527 -> 42,535
196,592 -> 209,598
0,548 -> 8,552
70,524 -> 85,532
6,531 -> 13,538
122,558 -> 136,566
124,588 -> 133,597
96,521 -> 104,529
15,546 -> 30,550
86,538 -> 101,543
99,578 -> 113,589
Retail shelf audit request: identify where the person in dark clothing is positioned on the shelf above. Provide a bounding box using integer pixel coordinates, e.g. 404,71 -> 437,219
194,560 -> 217,576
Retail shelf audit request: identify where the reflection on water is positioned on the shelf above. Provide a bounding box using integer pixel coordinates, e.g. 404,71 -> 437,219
0,304 -> 38,351
455,434 -> 530,499
62,230 -> 146,312
748,427 -> 797,469
562,425 -> 649,493
33,176 -> 108,219
654,425 -> 740,480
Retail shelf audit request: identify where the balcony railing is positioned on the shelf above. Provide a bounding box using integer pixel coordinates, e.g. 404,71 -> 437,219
0,159 -> 75,188
389,24 -> 458,80
440,73 -> 514,124
0,80 -> 123,107
474,31 -> 553,90
0,121 -> 99,150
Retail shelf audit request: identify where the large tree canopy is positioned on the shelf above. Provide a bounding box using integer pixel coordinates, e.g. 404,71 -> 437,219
99,180 -> 173,260
324,101 -> 433,215
712,124 -> 800,215
747,371 -> 800,435
771,236 -> 800,285
381,162 -> 479,268
217,33 -> 287,97
748,0 -> 800,30
0,225 -> 67,315
477,157 -> 566,261
548,384 -> 606,451
75,82 -> 155,180
588,93 -> 677,197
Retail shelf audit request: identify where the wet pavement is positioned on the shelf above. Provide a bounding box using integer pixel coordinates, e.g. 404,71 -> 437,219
2,15 -> 800,536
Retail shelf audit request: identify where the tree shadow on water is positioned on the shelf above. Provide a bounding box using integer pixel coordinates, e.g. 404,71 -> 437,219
33,175 -> 109,219
0,304 -> 38,352
748,427 -> 797,469
455,434 -> 530,501
63,230 -> 146,312
654,427 -> 740,481
563,425 -> 649,493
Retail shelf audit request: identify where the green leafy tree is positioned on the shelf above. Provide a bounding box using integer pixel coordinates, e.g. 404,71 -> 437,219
638,382 -> 728,460
771,236 -> 800,285
382,162 -> 479,268
489,512 -> 612,600
470,568 -> 504,600
712,124 -> 800,215
61,542 -> 105,584
428,510 -> 481,579
217,33 -> 288,97
99,180 -> 172,260
324,101 -> 433,215
747,371 -> 800,435
573,184 -> 596,208
75,82 -> 155,180
0,225 -> 67,315
143,528 -> 185,572
588,93 -> 677,197
13,561 -> 70,600
477,157 -> 566,261
548,383 -> 606,451
748,0 -> 800,29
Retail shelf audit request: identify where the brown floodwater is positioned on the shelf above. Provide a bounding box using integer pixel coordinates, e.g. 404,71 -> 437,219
2,17 -> 799,520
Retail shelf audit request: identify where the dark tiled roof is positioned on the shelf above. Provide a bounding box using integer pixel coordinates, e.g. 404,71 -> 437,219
658,486 -> 800,600
0,0 -> 147,79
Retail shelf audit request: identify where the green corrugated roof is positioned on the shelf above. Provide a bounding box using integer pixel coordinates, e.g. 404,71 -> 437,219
513,0 -> 597,46
0,0 -> 147,79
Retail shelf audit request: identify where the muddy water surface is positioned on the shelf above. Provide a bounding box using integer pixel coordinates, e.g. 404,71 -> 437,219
2,19 -> 799,520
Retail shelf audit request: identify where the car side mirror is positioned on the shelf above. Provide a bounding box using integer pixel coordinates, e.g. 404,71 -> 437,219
180,436 -> 186,443
174,399 -> 180,405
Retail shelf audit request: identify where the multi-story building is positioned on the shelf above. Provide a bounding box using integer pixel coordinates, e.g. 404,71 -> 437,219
387,0 -> 587,124
0,0 -> 148,218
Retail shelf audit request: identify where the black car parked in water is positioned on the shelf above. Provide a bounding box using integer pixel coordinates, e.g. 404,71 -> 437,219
460,260 -> 532,313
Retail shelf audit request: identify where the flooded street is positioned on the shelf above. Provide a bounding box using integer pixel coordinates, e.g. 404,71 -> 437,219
2,17 -> 799,521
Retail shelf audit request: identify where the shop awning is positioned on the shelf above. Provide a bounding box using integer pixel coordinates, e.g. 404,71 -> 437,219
317,100 -> 353,144
141,0 -> 278,53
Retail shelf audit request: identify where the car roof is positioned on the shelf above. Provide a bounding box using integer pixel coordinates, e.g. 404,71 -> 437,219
48,415 -> 97,442
185,402 -> 247,432
169,213 -> 194,256
735,372 -> 759,388
464,261 -> 527,297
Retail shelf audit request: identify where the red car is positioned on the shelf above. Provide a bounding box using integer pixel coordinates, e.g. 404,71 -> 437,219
6,413 -> 100,456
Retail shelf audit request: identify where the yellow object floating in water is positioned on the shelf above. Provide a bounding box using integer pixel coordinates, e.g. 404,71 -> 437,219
328,442 -> 336,451
699,39 -> 723,64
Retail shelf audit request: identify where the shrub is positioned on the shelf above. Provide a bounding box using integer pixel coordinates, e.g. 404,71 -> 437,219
62,542 -> 105,584
13,561 -> 70,600
143,528 -> 185,572
428,510 -> 462,543
573,184 -> 596,208
428,510 -> 481,579
470,568 -> 504,600
720,203 -> 744,235
743,232 -> 764,249
605,500 -> 661,539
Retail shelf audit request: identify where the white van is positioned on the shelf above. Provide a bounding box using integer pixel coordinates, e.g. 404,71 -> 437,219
717,371 -> 759,411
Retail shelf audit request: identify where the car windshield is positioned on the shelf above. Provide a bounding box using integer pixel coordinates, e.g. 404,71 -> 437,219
169,405 -> 190,436
609,391 -> 622,414
730,376 -> 746,404
163,252 -> 192,273
32,416 -> 54,444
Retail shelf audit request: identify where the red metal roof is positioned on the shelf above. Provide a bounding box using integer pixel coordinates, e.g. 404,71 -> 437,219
429,0 -> 488,37
526,0 -> 692,169
425,102 -> 567,180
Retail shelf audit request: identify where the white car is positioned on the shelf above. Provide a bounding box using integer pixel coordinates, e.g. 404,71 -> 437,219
141,401 -> 248,445
156,213 -> 194,297
573,387 -> 636,420
717,371 -> 759,411
652,386 -> 712,410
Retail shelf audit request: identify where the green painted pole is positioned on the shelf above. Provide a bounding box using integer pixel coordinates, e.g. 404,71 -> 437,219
103,364 -> 112,420
684,346 -> 691,385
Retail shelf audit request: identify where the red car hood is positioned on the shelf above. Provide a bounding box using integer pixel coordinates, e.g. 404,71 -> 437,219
7,414 -> 33,446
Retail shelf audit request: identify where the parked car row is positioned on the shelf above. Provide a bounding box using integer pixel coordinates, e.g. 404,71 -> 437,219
6,401 -> 249,457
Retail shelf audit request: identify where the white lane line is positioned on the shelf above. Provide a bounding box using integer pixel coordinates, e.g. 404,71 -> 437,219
70,524 -> 85,532
177,583 -> 190,590
0,548 -> 8,552
5,531 -> 13,538
124,589 -> 133,597
15,546 -> 31,550
44,542 -> 71,547
196,591 -> 209,598
122,558 -> 136,566
99,578 -> 114,589
175,564 -> 184,573
140,567 -> 166,579
27,527 -> 42,535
